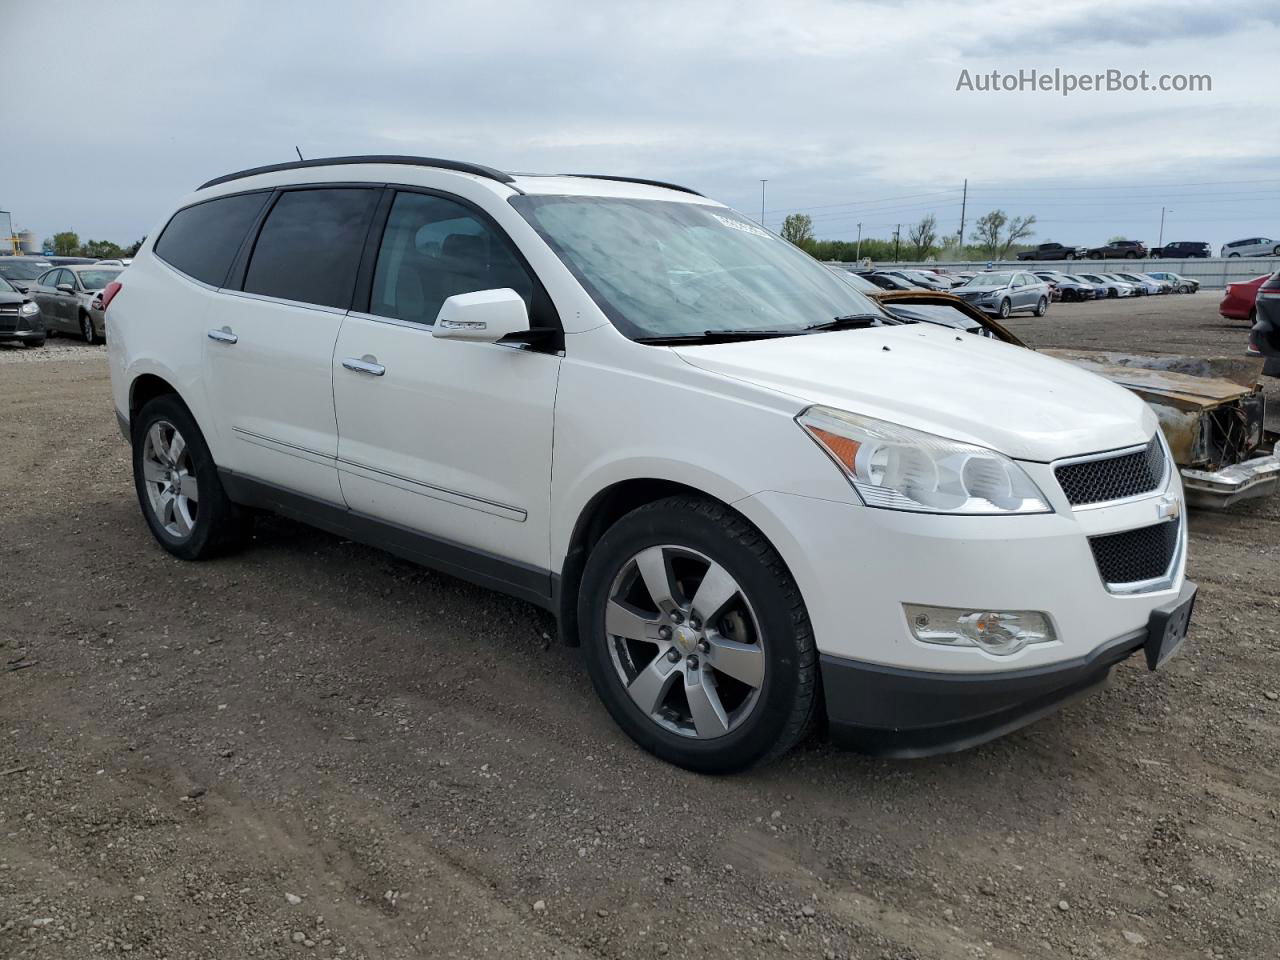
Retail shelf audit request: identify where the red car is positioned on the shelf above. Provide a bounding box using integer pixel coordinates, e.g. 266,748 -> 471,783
1220,273 -> 1270,324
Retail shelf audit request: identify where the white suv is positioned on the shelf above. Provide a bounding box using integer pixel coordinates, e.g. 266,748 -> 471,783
105,156 -> 1196,772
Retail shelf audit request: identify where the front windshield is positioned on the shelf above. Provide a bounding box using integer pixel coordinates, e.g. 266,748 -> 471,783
0,261 -> 50,282
963,272 -> 1013,287
75,269 -> 121,291
0,275 -> 14,293
509,195 -> 883,339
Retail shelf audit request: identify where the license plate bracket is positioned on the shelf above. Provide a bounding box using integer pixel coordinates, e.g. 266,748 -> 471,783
1145,581 -> 1197,671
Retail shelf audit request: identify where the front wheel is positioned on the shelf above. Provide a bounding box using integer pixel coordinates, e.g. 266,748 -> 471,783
998,298 -> 1011,319
1065,252 -> 1075,260
1229,253 -> 1240,258
579,496 -> 817,773
132,395 -> 250,560
1273,245 -> 1280,256
1125,251 -> 1138,258
1035,296 -> 1048,317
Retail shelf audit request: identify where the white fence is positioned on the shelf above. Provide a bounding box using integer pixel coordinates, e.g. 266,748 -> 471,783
826,257 -> 1280,290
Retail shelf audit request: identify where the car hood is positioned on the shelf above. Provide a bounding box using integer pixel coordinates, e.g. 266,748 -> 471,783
674,323 -> 1153,462
0,292 -> 25,305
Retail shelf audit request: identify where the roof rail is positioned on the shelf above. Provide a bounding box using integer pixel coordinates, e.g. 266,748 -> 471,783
563,174 -> 703,197
196,155 -> 516,191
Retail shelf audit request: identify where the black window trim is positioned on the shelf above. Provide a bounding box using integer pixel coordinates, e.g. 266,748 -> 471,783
349,183 -> 563,351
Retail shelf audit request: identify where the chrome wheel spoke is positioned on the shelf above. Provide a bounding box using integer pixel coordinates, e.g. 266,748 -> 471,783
634,546 -> 678,614
147,424 -> 171,465
705,634 -> 765,688
606,599 -> 659,643
690,561 -> 739,624
685,670 -> 730,738
176,471 -> 200,502
142,458 -> 167,483
628,655 -> 680,715
172,501 -> 194,537
167,431 -> 187,466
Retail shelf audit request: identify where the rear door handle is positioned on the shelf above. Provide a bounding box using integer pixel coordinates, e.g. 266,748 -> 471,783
207,327 -> 238,344
342,356 -> 386,377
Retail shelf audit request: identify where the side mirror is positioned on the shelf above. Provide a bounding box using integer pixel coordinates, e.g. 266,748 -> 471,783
56,283 -> 75,295
433,288 -> 530,343
14,285 -> 28,294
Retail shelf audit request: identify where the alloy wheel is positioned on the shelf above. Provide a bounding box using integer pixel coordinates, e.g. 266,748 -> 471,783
141,420 -> 200,539
81,314 -> 94,343
605,544 -> 765,740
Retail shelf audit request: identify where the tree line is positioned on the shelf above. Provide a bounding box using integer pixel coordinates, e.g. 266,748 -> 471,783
779,210 -> 1038,262
47,231 -> 144,260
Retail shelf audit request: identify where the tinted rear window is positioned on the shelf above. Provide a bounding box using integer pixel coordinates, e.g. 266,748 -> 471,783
243,189 -> 378,309
155,192 -> 269,286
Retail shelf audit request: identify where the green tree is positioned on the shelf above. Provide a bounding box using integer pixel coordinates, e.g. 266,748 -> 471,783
51,231 -> 80,256
780,213 -> 815,247
908,214 -> 938,259
81,239 -> 126,259
126,237 -> 146,257
973,211 -> 1007,257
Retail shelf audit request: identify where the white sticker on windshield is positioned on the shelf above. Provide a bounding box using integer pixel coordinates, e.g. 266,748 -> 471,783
712,214 -> 770,239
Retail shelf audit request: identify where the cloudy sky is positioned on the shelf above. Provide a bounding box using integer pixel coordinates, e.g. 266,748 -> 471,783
2,0 -> 1277,251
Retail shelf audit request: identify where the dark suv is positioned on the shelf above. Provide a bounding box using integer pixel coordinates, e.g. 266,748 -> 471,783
0,274 -> 46,347
1086,240 -> 1147,259
1151,241 -> 1211,259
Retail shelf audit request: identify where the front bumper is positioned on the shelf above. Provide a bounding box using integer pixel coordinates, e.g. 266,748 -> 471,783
0,325 -> 44,342
1181,454 -> 1280,509
822,580 -> 1197,757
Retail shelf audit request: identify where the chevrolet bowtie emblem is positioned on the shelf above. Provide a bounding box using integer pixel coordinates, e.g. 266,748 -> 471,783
1156,494 -> 1181,521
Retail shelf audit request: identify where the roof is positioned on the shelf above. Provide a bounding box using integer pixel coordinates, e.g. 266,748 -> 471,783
195,155 -> 705,202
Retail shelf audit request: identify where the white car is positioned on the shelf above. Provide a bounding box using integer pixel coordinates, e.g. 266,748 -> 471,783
104,156 -> 1196,772
1221,237 -> 1279,258
1111,272 -> 1167,296
1077,272 -> 1137,298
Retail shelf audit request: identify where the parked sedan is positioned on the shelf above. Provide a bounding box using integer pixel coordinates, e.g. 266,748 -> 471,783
1077,272 -> 1136,298
0,256 -> 54,292
1112,272 -> 1169,295
0,274 -> 46,347
1221,237 -> 1280,258
856,271 -> 918,291
1219,273 -> 1270,324
874,269 -> 950,291
1034,271 -> 1097,302
28,264 -> 122,343
954,270 -> 1050,318
1146,271 -> 1199,294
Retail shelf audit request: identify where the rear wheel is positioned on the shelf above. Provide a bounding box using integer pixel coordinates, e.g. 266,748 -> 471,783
579,496 -> 817,773
998,298 -> 1011,319
1229,252 -> 1240,258
1273,245 -> 1280,256
132,395 -> 250,560
1248,307 -> 1257,327
1125,251 -> 1137,258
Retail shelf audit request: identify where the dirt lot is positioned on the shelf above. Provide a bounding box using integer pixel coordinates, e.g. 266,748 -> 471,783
2,296 -> 1278,960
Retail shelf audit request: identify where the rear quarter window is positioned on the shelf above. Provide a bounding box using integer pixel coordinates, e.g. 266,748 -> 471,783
155,192 -> 270,286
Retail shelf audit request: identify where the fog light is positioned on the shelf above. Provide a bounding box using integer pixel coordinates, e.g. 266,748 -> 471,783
904,604 -> 1055,656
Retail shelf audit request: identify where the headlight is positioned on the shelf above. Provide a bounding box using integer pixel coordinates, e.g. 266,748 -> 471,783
19,301 -> 38,317
797,406 -> 1052,515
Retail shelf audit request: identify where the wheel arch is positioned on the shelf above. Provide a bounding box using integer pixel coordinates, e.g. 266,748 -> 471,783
556,478 -> 789,648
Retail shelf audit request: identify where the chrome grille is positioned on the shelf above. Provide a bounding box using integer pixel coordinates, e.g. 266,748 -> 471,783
1055,437 -> 1166,506
1089,521 -> 1179,586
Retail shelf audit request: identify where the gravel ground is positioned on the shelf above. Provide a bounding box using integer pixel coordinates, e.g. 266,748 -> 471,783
2,295 -> 1278,960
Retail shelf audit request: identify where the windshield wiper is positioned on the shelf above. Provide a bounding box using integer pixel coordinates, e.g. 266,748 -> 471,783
804,313 -> 883,332
634,329 -> 805,345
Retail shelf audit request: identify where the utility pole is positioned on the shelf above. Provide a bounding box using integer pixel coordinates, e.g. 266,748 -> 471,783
855,222 -> 863,262
1158,206 -> 1169,248
759,180 -> 768,228
894,224 -> 901,262
958,178 -> 968,250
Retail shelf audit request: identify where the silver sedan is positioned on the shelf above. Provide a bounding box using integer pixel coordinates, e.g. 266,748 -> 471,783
28,264 -> 122,343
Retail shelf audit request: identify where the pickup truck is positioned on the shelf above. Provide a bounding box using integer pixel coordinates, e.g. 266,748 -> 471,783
1016,242 -> 1083,261
1085,240 -> 1148,259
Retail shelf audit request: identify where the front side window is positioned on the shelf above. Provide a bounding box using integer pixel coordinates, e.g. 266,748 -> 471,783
243,188 -> 378,309
509,195 -> 882,339
370,192 -> 534,325
155,192 -> 270,286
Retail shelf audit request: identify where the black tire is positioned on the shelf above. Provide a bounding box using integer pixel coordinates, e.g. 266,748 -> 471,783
998,298 -> 1011,319
23,337 -> 45,348
1035,296 -> 1048,317
131,395 -> 250,561
1108,288 -> 1118,299
80,312 -> 96,344
1065,252 -> 1075,260
1248,307 -> 1257,327
1273,245 -> 1280,256
1125,251 -> 1137,258
579,496 -> 817,773
1229,253 -> 1240,258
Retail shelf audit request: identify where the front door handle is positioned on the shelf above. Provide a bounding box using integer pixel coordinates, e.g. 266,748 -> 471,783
207,327 -> 238,344
342,356 -> 386,377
